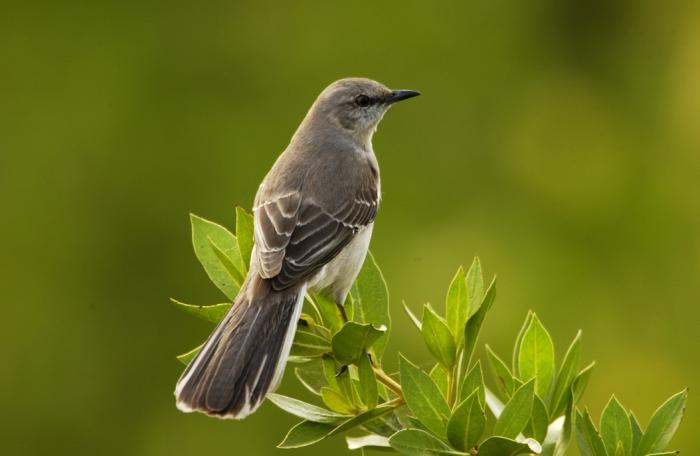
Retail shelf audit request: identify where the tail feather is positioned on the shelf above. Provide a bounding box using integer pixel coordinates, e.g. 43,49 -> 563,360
175,276 -> 305,419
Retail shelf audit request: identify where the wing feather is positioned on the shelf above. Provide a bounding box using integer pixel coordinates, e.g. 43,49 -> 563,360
253,176 -> 378,290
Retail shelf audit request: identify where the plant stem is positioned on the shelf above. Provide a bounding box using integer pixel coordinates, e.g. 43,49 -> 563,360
373,366 -> 403,398
381,395 -> 406,407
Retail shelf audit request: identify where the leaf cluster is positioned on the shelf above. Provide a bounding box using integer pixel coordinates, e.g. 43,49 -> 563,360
172,211 -> 687,455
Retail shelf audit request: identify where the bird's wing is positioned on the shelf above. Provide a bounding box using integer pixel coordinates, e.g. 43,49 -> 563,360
253,184 -> 378,290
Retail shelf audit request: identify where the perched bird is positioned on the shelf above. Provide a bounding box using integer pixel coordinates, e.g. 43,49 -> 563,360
175,78 -> 419,419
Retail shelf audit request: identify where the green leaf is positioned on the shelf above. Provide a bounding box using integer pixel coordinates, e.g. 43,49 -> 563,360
389,429 -> 464,455
463,277 -> 496,366
460,360 -> 485,407
292,327 -> 331,358
294,360 -> 326,396
335,366 -> 357,407
312,292 -> 345,333
430,364 -> 449,400
346,434 -> 391,450
553,392 -> 575,456
518,314 -> 555,399
278,405 -> 396,448
630,412 -> 643,456
349,252 -> 390,358
358,354 -> 378,409
399,355 -> 451,437
234,207 -> 254,271
176,344 -> 202,365
493,378 -> 535,439
477,436 -> 542,456
190,214 -> 243,300
572,362 -> 595,403
615,441 -> 625,456
636,389 -> 688,456
550,330 -> 582,417
447,390 -> 485,452
402,300 -> 422,330
512,311 -> 535,377
465,257 -> 484,316
321,387 -> 355,415
575,409 -> 607,456
322,355 -> 341,391
530,394 -> 549,443
170,299 -> 231,324
331,322 -> 386,365
486,344 -> 517,398
422,304 -> 457,369
646,452 -> 680,456
445,266 -> 468,344
600,395 -> 632,456
267,393 -> 349,423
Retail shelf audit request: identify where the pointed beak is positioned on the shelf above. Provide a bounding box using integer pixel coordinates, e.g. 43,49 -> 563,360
388,89 -> 421,104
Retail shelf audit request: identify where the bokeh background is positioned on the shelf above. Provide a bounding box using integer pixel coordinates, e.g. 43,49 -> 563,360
2,0 -> 699,454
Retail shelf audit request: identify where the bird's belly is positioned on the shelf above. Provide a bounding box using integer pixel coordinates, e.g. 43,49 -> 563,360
308,223 -> 374,304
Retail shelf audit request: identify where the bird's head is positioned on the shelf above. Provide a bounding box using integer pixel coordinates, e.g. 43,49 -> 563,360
311,78 -> 420,141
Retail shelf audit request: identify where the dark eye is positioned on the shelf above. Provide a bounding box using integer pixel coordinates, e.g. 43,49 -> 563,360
354,94 -> 371,107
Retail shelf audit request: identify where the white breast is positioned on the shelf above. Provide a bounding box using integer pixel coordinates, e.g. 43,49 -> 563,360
307,223 -> 374,304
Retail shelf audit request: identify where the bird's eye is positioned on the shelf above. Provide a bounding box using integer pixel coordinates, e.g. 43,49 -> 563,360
354,94 -> 371,107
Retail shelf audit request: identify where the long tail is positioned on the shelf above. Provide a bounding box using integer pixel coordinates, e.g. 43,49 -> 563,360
175,275 -> 305,419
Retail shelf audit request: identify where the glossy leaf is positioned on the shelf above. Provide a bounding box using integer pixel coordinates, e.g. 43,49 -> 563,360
550,330 -> 582,417
422,304 -> 457,369
312,292 -> 345,333
600,395 -> 632,456
331,322 -> 386,365
630,412 -> 643,456
357,354 -> 378,409
349,252 -> 390,358
636,389 -> 688,456
445,266 -> 468,344
267,393 -> 349,423
402,300 -> 422,330
530,394 -> 550,443
463,277 -> 496,366
486,344 -> 516,398
399,355 -> 451,437
292,327 -> 331,358
235,206 -> 254,271
447,390 -> 485,452
518,314 -> 555,399
477,436 -> 542,455
430,363 -> 449,400
278,405 -> 396,448
465,257 -> 484,316
572,362 -> 595,403
294,359 -> 326,396
322,355 -> 341,391
346,434 -> 390,450
176,344 -> 201,365
494,379 -> 536,439
321,387 -> 355,415
190,214 -> 243,299
389,429 -> 463,455
552,392 -> 575,456
512,311 -> 535,376
170,299 -> 231,324
576,409 -> 607,456
460,361 -> 485,407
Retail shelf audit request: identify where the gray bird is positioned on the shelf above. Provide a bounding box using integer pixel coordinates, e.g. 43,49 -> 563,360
175,77 -> 419,419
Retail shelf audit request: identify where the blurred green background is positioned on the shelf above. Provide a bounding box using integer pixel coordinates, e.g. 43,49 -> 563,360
2,0 -> 698,454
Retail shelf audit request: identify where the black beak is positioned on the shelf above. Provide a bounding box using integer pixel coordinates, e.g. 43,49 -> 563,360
388,89 -> 421,104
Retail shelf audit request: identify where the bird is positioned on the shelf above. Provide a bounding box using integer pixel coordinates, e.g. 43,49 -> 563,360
175,77 -> 420,419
